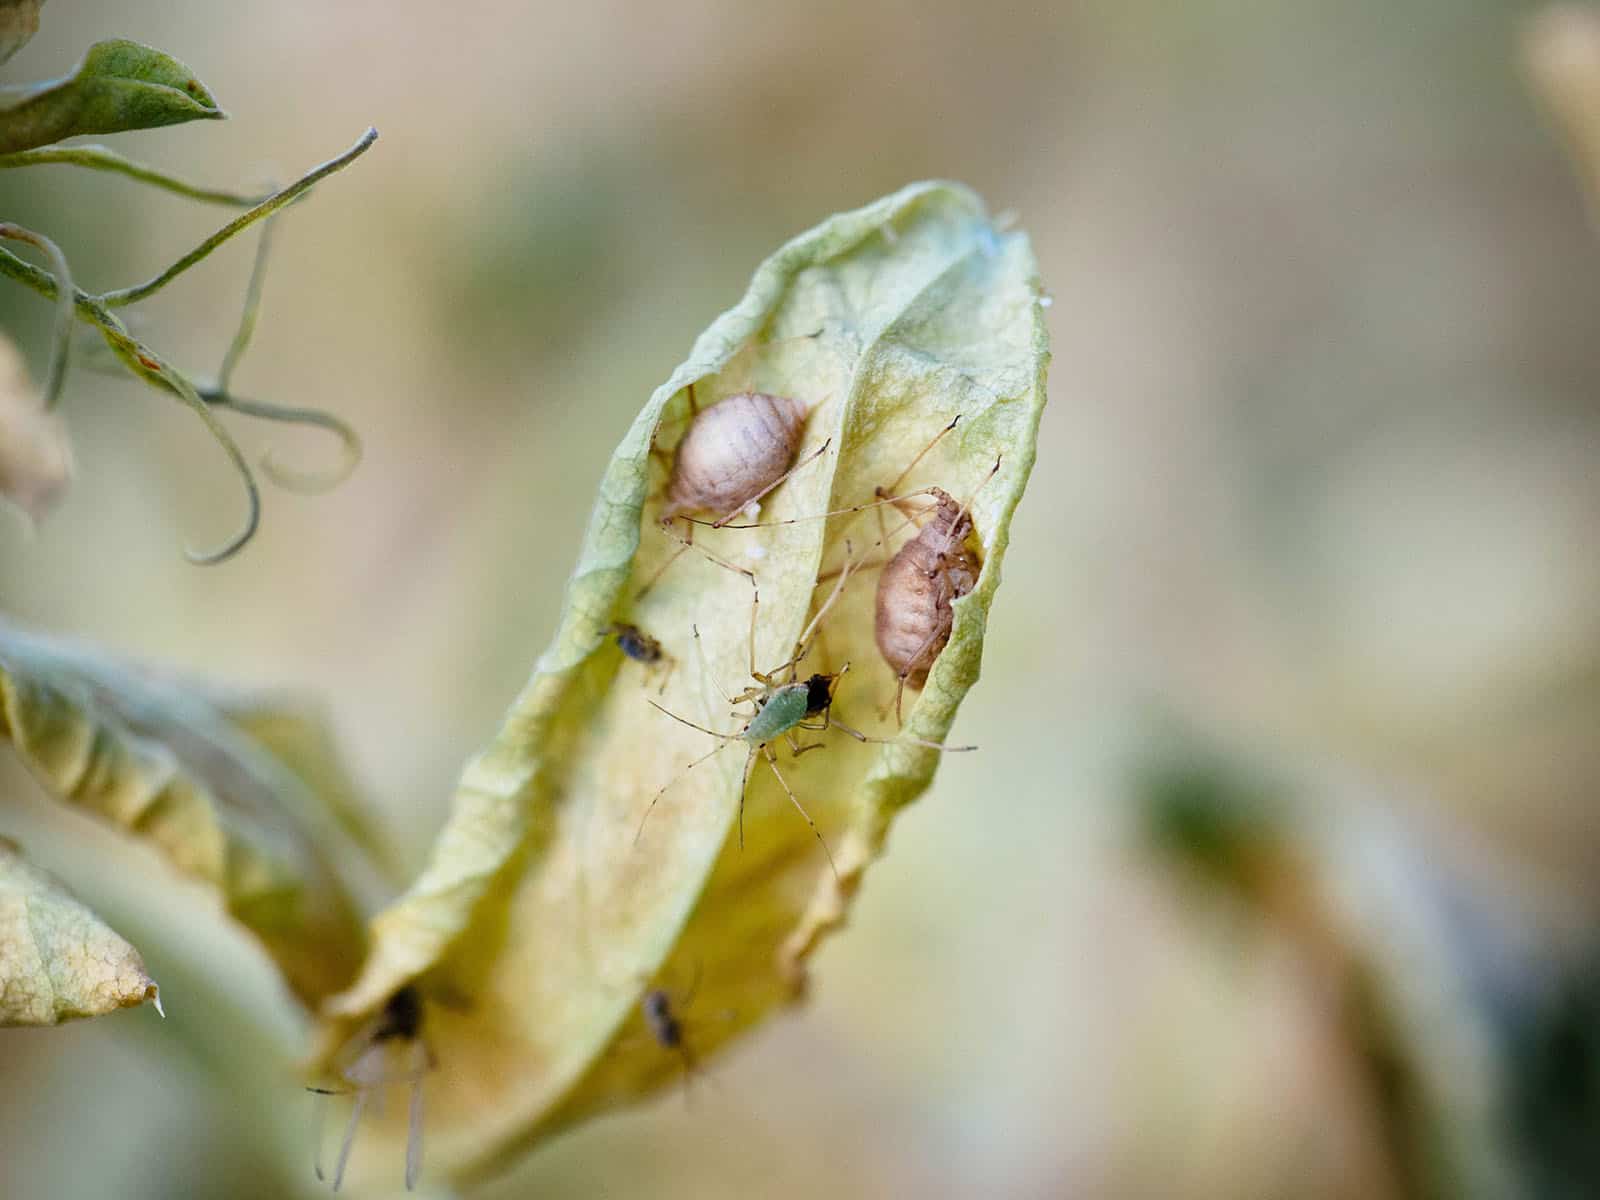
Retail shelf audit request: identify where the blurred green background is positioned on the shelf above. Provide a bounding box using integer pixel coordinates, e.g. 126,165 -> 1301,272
4,1 -> 1600,1197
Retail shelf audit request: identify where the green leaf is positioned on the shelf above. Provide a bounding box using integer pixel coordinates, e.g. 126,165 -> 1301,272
0,621 -> 370,1006
0,1 -> 44,69
0,38 -> 223,155
317,181 -> 1049,1185
0,835 -> 160,1025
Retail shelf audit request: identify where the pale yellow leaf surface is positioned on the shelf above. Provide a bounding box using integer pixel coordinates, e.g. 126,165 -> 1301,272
0,834 -> 159,1025
316,181 -> 1049,1187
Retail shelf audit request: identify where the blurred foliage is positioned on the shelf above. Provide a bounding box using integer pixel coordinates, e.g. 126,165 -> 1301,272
8,0 -> 1600,1197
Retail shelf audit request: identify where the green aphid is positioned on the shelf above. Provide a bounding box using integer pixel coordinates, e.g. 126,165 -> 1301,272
638,556 -> 972,877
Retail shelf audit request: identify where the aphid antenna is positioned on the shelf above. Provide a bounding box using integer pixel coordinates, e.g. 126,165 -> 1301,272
634,709 -> 737,845
686,485 -> 941,532
692,624 -> 737,707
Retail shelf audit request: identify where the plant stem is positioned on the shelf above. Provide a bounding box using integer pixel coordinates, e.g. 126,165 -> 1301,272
0,145 -> 269,206
217,219 -> 276,391
100,127 -> 378,309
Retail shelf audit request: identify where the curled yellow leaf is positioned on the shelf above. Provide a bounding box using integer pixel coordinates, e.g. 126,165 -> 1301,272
0,622 -> 371,1006
316,181 -> 1049,1187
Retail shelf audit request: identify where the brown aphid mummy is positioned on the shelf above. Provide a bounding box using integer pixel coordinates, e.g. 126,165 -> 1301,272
661,388 -> 809,524
309,985 -> 433,1193
688,415 -> 997,721
874,487 -> 982,692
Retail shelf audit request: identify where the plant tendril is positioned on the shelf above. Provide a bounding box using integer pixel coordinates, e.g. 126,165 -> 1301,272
0,222 -> 73,409
202,389 -> 364,493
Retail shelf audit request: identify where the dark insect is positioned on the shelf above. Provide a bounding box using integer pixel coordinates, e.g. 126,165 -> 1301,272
698,415 -> 1000,722
638,550 -> 974,874
603,622 -> 675,693
308,985 -> 433,1192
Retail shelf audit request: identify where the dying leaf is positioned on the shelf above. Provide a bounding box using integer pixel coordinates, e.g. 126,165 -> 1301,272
0,0 -> 43,68
203,687 -> 407,886
318,181 -> 1048,1185
0,835 -> 160,1025
0,621 -> 369,1005
0,38 -> 223,155
0,329 -> 71,522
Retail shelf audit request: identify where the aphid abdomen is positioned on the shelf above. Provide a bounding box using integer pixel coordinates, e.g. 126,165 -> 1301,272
664,391 -> 806,518
874,498 -> 980,689
742,682 -> 813,744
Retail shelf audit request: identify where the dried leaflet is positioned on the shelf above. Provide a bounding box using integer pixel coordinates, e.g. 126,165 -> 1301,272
0,330 -> 71,523
317,182 -> 1048,1186
0,621 -> 371,1005
0,835 -> 160,1025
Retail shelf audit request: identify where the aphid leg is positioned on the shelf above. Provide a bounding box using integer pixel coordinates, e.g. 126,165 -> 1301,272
636,708 -> 737,844
405,1040 -> 431,1192
753,541 -> 860,690
692,624 -> 736,706
826,716 -> 978,754
736,746 -> 758,850
310,1087 -> 331,1182
680,959 -> 703,1010
793,540 -> 858,661
679,1042 -> 698,1110
653,521 -> 763,676
784,729 -> 826,759
706,437 -> 833,529
882,414 -> 962,497
761,744 -> 839,880
635,542 -> 690,600
686,380 -> 700,417
688,485 -> 939,533
332,1086 -> 369,1191
653,656 -> 677,696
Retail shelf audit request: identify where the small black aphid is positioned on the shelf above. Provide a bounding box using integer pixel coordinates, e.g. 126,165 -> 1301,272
641,989 -> 683,1050
374,985 -> 424,1043
610,623 -> 664,665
